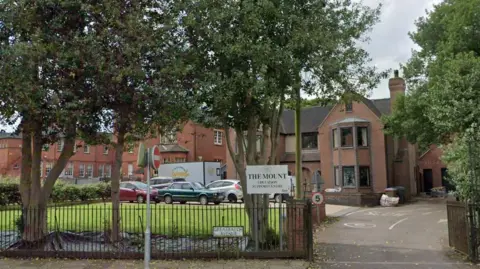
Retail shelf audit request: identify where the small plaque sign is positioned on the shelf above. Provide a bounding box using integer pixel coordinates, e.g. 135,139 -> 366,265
213,226 -> 244,237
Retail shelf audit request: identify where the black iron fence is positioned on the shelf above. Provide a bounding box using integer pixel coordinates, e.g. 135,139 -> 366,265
0,200 -> 312,260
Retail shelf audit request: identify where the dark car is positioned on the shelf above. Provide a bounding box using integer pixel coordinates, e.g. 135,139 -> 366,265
150,177 -> 186,190
120,181 -> 160,203
157,182 -> 225,205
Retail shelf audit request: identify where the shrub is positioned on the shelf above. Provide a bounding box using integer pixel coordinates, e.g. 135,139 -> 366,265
0,180 -> 112,205
0,181 -> 21,206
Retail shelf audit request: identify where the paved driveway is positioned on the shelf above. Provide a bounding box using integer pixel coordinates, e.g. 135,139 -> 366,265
313,200 -> 477,269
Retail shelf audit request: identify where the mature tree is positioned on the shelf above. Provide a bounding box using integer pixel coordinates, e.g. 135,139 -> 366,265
84,0 -> 194,240
0,1 -> 104,241
180,0 -> 384,245
382,0 -> 480,199
383,0 -> 480,145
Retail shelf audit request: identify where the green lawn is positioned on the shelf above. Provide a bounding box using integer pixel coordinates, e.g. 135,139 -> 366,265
0,203 -> 284,237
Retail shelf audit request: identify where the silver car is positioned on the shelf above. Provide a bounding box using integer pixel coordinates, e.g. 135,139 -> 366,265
206,179 -> 244,203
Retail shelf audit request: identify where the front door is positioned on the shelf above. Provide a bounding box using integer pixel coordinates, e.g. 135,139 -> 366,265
423,169 -> 433,193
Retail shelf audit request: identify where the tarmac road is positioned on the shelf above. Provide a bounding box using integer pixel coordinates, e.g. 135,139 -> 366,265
313,200 -> 477,269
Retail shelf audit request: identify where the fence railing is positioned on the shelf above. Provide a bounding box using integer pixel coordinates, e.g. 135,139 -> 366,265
0,200 -> 312,260
446,201 -> 468,254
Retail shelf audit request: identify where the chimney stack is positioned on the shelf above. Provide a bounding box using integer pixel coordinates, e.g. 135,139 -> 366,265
389,69 -> 406,112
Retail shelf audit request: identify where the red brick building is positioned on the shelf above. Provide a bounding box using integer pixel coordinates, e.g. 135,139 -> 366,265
226,71 -> 448,205
0,121 -> 226,180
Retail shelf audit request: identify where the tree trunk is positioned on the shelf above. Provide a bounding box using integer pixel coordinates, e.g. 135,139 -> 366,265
19,122 -> 33,207
111,128 -> 126,242
19,123 -> 76,242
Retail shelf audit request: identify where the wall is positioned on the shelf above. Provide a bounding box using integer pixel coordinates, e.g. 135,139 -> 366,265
285,135 -> 295,152
418,145 -> 447,190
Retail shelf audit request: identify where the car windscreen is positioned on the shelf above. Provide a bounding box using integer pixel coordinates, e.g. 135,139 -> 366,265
173,178 -> 185,182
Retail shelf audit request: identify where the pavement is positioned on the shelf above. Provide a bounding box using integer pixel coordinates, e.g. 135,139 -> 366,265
312,199 -> 478,269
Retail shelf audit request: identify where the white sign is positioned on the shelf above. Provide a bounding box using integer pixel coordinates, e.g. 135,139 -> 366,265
213,226 -> 244,237
246,165 -> 289,194
312,192 -> 324,205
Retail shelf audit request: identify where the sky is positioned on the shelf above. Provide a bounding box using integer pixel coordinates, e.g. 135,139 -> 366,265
0,0 -> 441,132
361,0 -> 441,99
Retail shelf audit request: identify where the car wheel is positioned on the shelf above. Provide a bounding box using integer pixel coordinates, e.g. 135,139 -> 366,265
180,201 -> 187,204
214,201 -> 221,205
228,194 -> 238,203
137,195 -> 145,204
199,195 -> 208,205
164,195 -> 173,204
274,194 -> 283,203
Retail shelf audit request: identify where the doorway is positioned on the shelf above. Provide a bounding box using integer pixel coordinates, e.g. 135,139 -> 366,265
423,169 -> 433,193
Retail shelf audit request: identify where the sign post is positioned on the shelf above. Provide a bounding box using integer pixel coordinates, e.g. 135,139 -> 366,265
144,145 -> 161,269
246,165 -> 289,252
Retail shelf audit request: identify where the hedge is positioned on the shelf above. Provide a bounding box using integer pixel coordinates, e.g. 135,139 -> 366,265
0,181 -> 111,206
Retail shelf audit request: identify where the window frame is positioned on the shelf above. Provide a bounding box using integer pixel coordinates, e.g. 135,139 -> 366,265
161,130 -> 177,144
103,146 -> 109,155
342,166 -> 356,188
57,140 -> 64,152
340,127 -> 354,147
45,163 -> 53,176
98,164 -> 104,178
86,164 -> 93,178
359,166 -> 371,187
214,130 -> 223,145
79,164 -> 85,178
64,162 -> 74,176
105,165 -> 112,178
301,132 -> 318,149
357,126 -> 369,147
345,102 -> 353,112
175,157 -> 186,163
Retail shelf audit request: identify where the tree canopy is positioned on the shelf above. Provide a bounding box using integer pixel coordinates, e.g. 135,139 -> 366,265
383,0 -> 480,147
382,0 -> 480,200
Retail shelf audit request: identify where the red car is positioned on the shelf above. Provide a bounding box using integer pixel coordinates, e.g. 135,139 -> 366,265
120,181 -> 160,203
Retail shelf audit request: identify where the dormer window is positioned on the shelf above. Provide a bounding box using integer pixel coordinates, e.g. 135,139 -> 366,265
345,102 -> 353,112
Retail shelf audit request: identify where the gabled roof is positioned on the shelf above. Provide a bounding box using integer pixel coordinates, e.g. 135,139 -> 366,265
281,106 -> 332,134
280,98 -> 391,134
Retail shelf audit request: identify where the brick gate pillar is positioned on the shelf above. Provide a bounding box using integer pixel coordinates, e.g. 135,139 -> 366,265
284,199 -> 310,252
